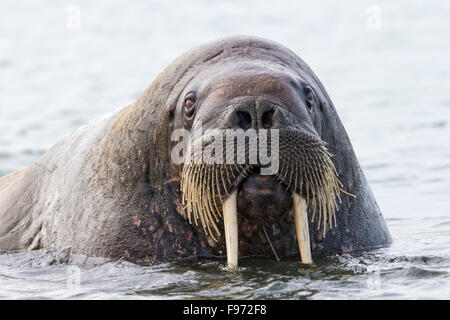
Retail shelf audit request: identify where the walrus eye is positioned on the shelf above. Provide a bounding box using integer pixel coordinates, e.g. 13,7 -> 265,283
184,93 -> 196,117
304,86 -> 314,108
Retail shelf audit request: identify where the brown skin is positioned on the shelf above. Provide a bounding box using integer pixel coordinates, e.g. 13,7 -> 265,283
0,36 -> 391,263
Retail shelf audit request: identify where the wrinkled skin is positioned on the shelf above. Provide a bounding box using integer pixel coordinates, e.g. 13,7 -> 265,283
0,36 -> 391,263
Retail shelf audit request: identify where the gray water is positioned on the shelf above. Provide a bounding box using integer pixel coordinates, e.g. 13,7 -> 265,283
0,0 -> 449,299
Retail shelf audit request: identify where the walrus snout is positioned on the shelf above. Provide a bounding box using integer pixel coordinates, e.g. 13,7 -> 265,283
237,172 -> 291,225
180,126 -> 342,267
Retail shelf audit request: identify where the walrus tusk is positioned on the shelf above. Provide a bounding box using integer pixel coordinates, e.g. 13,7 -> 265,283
293,193 -> 313,264
223,189 -> 238,269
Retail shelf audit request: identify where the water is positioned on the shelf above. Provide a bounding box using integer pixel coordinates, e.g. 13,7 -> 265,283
1,218 -> 449,299
0,0 -> 449,299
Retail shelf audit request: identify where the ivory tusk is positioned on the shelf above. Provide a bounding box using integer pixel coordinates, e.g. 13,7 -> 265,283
293,193 -> 313,264
223,189 -> 239,269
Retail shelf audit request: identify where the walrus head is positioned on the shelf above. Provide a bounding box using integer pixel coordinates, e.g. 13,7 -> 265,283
122,36 -> 391,265
170,59 -> 346,267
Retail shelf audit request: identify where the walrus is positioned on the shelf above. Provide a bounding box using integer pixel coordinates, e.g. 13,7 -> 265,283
0,36 -> 391,266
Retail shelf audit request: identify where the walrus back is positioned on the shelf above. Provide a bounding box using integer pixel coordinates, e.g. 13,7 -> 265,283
0,107 -> 125,252
0,167 -> 40,250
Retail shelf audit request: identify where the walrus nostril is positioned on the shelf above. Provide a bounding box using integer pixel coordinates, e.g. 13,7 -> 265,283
236,110 -> 252,130
262,109 -> 274,129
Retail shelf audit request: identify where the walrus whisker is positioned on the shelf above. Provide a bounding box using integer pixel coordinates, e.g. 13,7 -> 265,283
281,158 -> 289,181
202,166 -> 219,238
220,167 -> 229,197
224,165 -> 233,187
294,162 -> 298,195
262,225 -> 280,262
284,161 -> 293,191
338,188 -> 356,198
204,168 -> 219,238
211,166 -> 221,223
